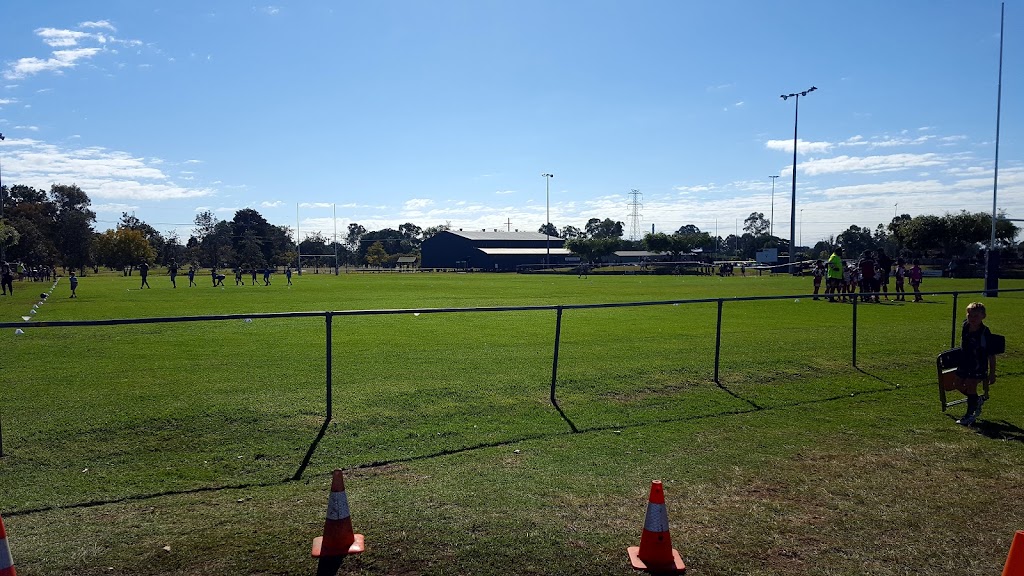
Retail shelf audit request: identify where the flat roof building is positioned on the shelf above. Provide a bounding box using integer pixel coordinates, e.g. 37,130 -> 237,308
421,230 -> 570,271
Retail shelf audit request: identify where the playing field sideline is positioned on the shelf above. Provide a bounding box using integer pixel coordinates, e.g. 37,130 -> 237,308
1,272 -> 1022,575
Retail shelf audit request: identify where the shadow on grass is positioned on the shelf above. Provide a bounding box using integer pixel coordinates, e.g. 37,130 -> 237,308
854,367 -> 901,389
714,380 -> 763,410
2,380 -> 983,517
972,419 -> 1024,443
292,417 -> 332,481
552,398 -> 579,433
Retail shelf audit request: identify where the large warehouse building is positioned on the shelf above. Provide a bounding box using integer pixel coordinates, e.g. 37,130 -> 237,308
420,230 -> 572,271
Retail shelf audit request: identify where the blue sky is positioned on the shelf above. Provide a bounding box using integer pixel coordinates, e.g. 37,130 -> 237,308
0,1 -> 1020,246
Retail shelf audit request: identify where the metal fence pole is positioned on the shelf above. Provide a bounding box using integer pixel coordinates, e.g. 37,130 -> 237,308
951,292 -> 959,349
852,297 -> 858,367
550,306 -> 563,406
325,311 -> 333,421
714,299 -> 724,383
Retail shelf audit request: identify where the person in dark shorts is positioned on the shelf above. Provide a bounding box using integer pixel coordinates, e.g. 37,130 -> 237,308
262,267 -> 271,286
69,271 -> 79,298
811,260 -> 824,300
235,267 -> 244,286
858,250 -> 877,303
894,258 -> 906,301
1,261 -> 13,295
876,249 -> 892,301
953,302 -> 997,426
825,247 -> 844,302
188,266 -> 197,287
139,261 -> 151,289
168,260 -> 179,288
212,268 -> 226,287
285,265 -> 293,286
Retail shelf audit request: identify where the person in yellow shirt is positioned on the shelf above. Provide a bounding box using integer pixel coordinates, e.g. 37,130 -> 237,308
825,247 -> 844,302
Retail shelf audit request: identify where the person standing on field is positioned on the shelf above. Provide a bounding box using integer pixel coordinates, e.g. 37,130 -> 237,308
139,261 -> 151,289
812,260 -> 824,300
69,271 -> 79,298
188,265 -> 197,287
168,260 -> 179,288
909,259 -> 924,302
858,250 -> 878,303
825,247 -> 844,302
876,249 -> 892,301
1,261 -> 13,296
953,302 -> 997,426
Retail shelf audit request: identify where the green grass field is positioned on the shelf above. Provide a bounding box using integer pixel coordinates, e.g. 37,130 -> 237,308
1,270 -> 1023,575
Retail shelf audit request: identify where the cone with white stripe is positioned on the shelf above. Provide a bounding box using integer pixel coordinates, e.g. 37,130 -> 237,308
0,513 -> 16,576
311,469 -> 365,557
627,480 -> 685,574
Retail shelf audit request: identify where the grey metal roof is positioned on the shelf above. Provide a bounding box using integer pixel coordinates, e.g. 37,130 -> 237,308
614,250 -> 664,257
448,230 -> 555,241
477,248 -> 573,255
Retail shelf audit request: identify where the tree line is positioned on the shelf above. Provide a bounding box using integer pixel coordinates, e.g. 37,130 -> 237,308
1,183 -> 1019,272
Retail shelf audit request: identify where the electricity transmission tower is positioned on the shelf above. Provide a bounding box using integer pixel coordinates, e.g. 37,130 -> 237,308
627,189 -> 643,241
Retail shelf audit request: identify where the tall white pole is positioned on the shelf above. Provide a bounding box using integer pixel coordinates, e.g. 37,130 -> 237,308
296,203 -> 301,275
333,203 -> 338,274
542,173 -> 554,267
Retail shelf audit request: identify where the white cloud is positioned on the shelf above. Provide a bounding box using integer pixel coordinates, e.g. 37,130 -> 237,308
0,98 -> 17,105
765,139 -> 833,154
0,138 -> 216,201
261,201 -> 283,208
494,190 -> 515,195
35,28 -> 94,47
798,153 -> 947,176
93,202 -> 139,213
404,198 -> 433,209
79,20 -> 117,31
299,202 -> 332,208
13,125 -> 39,131
257,6 -> 281,15
5,47 -> 103,79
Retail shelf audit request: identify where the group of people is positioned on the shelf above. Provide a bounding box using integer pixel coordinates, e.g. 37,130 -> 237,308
198,265 -> 294,288
811,248 -> 925,303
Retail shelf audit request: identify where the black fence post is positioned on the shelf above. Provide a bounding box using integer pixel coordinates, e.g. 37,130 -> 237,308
852,297 -> 858,367
325,311 -> 333,421
550,306 -> 563,406
714,299 -> 724,383
951,292 -> 959,349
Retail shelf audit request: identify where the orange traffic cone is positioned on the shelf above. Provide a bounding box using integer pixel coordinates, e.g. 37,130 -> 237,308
0,513 -> 16,576
627,480 -> 685,574
1004,530 -> 1024,576
311,469 -> 365,558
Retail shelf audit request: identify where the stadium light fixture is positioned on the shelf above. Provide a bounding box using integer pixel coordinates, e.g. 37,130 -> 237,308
542,173 -> 554,266
780,86 -> 816,272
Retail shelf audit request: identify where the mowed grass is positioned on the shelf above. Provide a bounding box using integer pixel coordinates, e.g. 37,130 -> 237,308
1,270 -> 1023,575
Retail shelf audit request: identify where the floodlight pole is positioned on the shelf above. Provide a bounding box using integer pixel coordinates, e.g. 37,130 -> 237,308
1,132 -> 5,263
986,2 -> 1005,297
769,175 -> 779,238
542,173 -> 554,267
800,209 -> 804,248
781,86 -> 816,273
